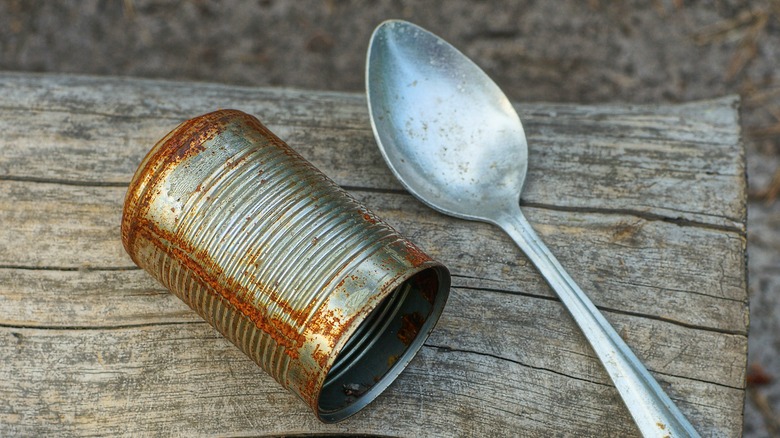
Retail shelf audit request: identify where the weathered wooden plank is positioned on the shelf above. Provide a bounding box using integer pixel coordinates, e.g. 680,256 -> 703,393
0,181 -> 747,334
0,181 -> 130,269
0,186 -> 747,435
0,73 -> 747,437
0,73 -> 744,230
0,268 -> 748,398
0,268 -> 198,327
0,323 -> 743,437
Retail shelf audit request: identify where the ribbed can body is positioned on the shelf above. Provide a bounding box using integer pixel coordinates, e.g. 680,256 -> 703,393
121,110 -> 450,422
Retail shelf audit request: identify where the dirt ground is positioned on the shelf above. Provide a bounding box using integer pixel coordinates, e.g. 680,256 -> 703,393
1,0 -> 778,435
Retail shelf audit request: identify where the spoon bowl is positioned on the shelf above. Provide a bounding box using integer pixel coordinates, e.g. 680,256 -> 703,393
367,20 -> 527,221
366,19 -> 700,437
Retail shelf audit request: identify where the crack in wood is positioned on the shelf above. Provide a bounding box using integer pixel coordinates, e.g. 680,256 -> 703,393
0,320 -> 203,331
425,343 -> 745,391
424,343 -> 615,387
0,175 -> 129,187
521,201 -> 744,234
450,280 -> 748,336
0,265 -> 140,272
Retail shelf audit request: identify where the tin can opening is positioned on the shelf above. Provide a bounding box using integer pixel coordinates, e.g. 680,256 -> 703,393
317,266 -> 448,423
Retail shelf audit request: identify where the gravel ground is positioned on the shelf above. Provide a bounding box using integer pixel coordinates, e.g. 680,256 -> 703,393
1,0 -> 778,435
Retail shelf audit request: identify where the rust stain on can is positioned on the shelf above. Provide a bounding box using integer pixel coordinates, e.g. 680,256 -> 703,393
397,312 -> 425,347
122,109 -> 450,423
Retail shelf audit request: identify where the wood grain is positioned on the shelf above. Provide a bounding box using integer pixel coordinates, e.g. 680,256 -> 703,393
0,73 -> 747,437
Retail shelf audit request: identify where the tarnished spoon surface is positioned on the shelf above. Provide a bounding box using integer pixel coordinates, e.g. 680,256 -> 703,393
366,19 -> 700,437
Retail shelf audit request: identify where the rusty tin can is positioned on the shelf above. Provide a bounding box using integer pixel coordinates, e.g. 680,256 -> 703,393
121,109 -> 450,422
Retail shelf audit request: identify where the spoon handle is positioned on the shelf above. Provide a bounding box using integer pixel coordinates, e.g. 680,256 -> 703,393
495,207 -> 700,438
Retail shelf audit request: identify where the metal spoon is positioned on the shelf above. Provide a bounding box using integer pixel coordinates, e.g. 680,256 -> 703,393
366,20 -> 699,437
